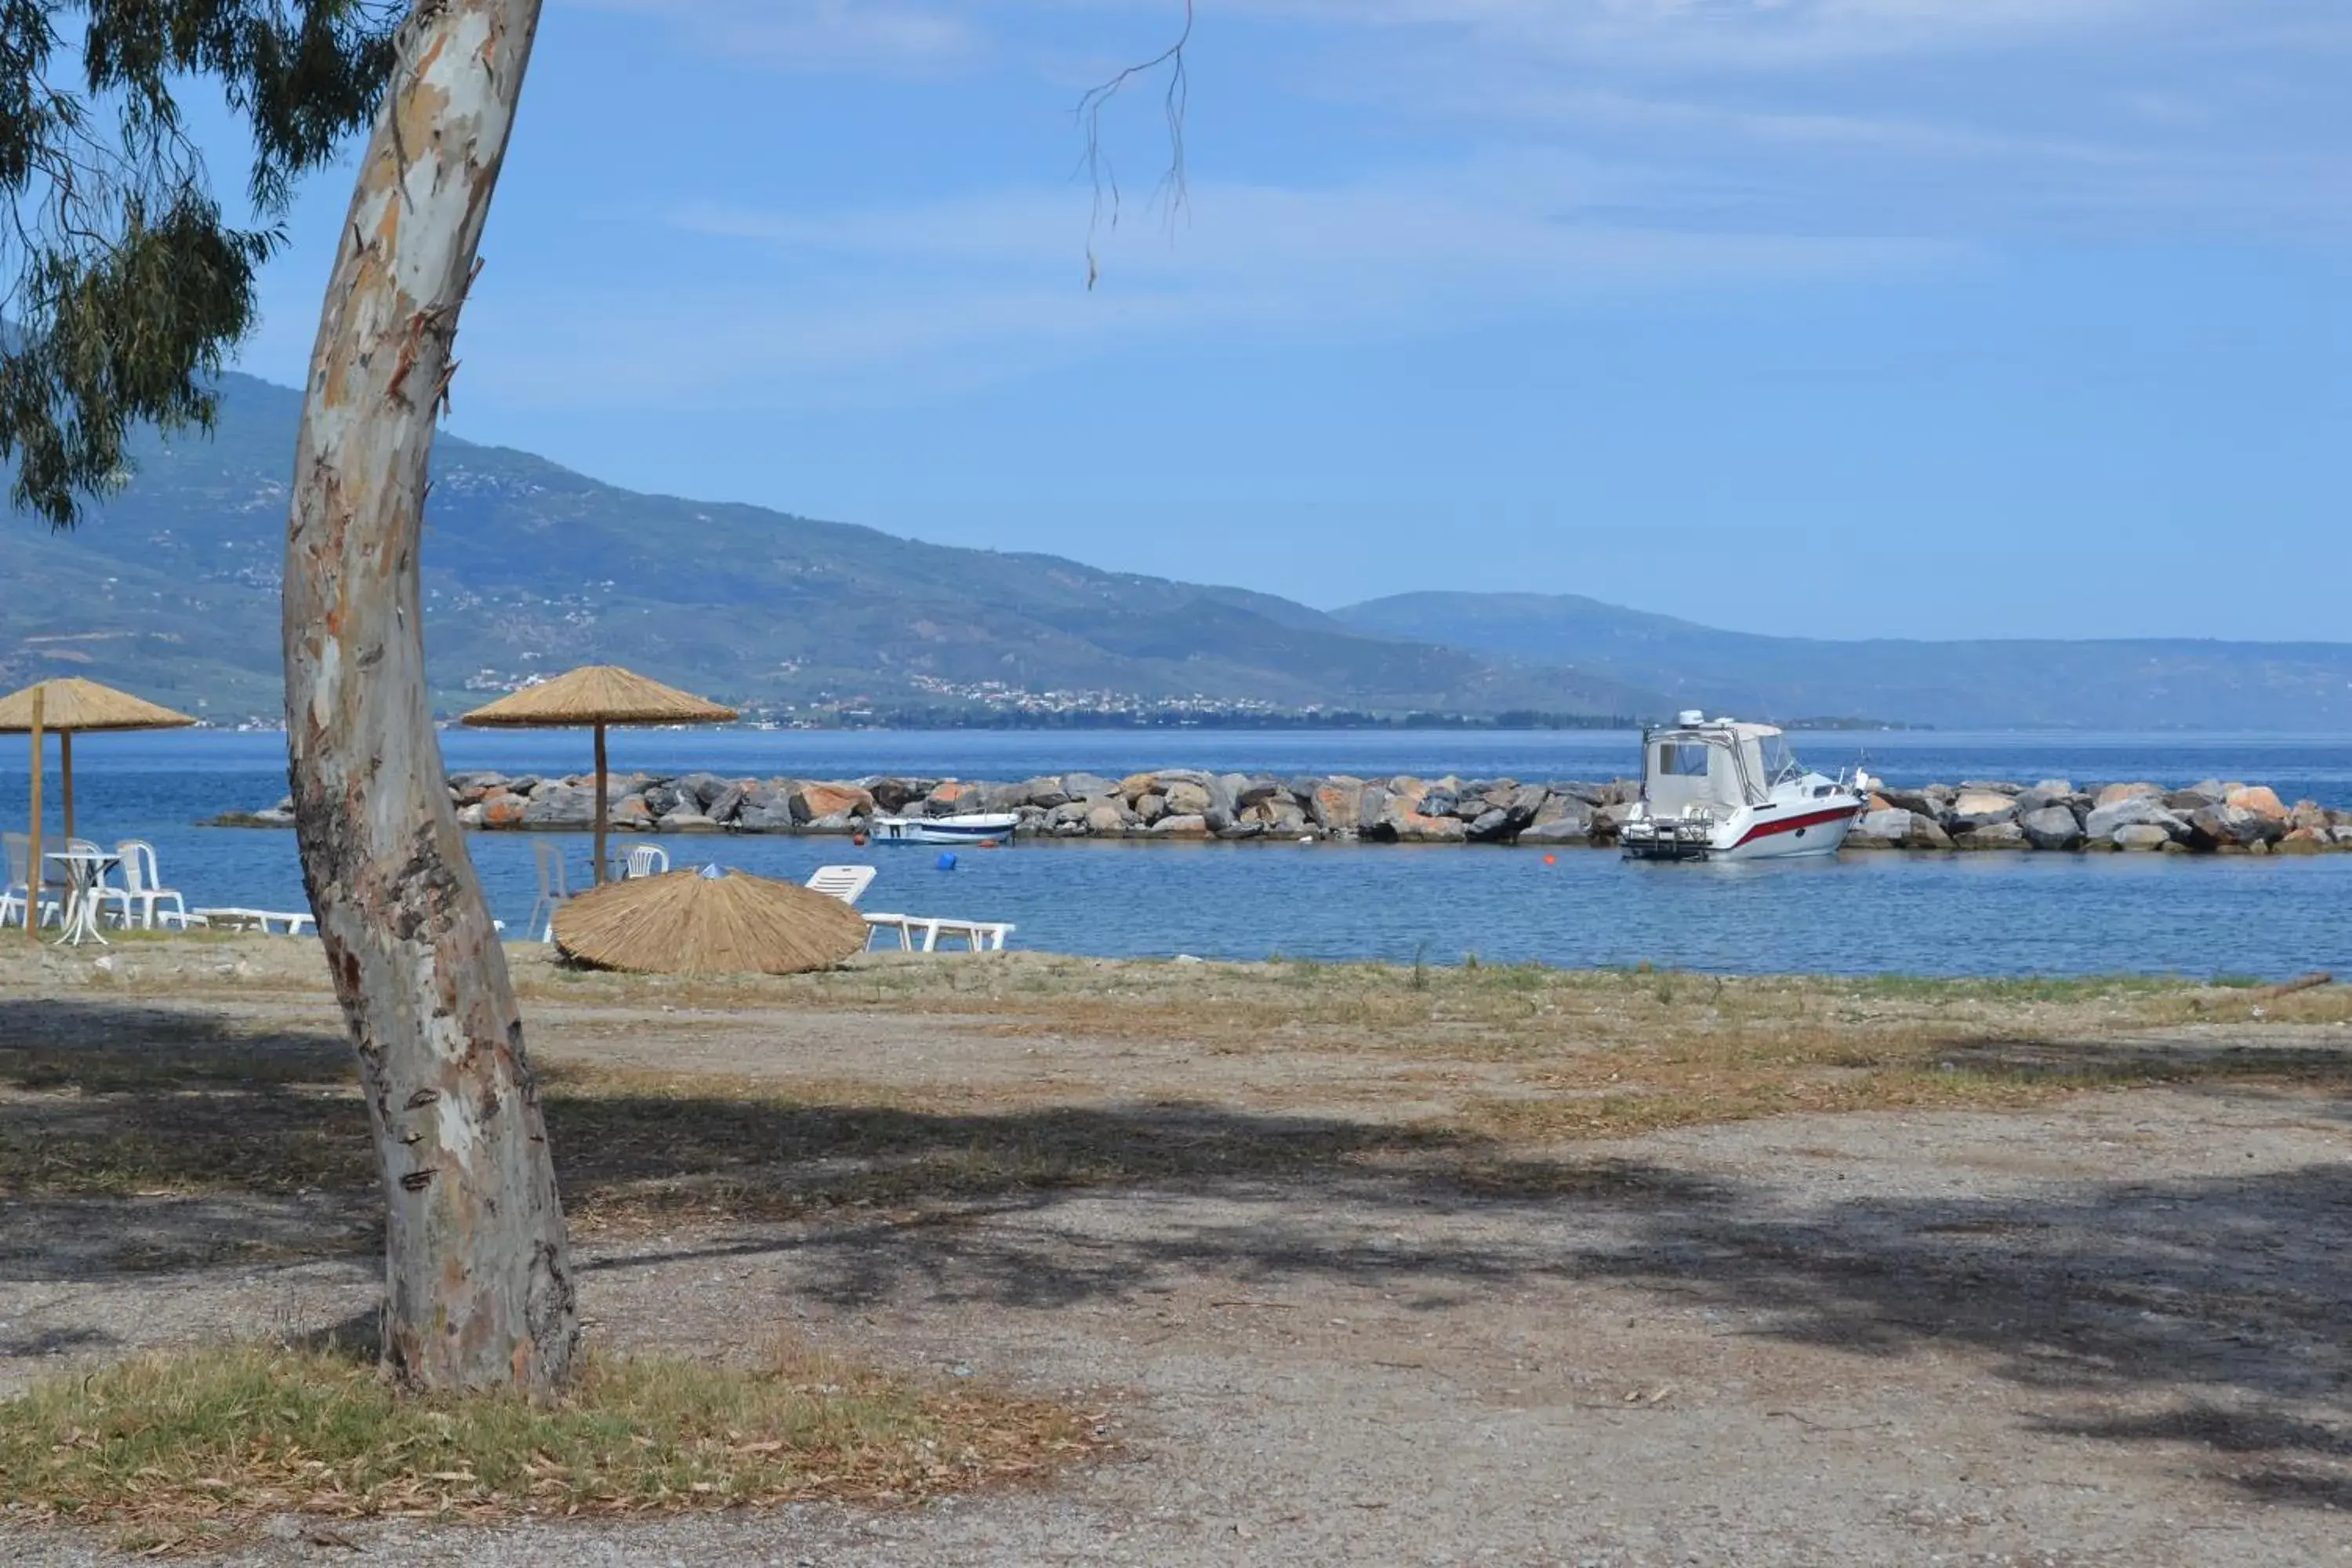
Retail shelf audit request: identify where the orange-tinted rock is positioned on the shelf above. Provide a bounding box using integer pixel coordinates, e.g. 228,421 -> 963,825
797,782 -> 873,819
927,780 -> 975,809
2278,827 -> 2329,855
1312,784 -> 1361,832
1118,772 -> 1160,803
480,789 -> 528,829
2226,785 -> 2288,821
2093,782 -> 2162,810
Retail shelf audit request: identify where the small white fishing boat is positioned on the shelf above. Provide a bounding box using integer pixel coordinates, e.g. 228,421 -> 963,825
1619,713 -> 1871,862
868,811 -> 1020,846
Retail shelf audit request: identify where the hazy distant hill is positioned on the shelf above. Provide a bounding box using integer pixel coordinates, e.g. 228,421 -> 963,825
0,372 -> 1660,723
1334,592 -> 2352,730
12,372 -> 2346,730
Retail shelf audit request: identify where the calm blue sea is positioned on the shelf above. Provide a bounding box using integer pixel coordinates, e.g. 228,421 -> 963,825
5,729 -> 2348,979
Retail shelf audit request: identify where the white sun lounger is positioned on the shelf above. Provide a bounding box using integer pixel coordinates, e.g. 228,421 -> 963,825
864,915 -> 1014,953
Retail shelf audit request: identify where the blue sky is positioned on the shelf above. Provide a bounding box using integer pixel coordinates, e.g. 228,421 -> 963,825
229,1 -> 2349,641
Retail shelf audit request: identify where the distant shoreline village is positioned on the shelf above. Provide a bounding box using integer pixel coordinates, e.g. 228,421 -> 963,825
216,771 -> 2352,854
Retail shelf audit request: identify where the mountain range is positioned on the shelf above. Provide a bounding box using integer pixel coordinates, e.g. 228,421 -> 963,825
1333,594 -> 2352,731
2,371 -> 2345,729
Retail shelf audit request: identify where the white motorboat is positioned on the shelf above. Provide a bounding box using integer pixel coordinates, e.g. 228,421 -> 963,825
1619,713 -> 1871,862
868,811 -> 1020,846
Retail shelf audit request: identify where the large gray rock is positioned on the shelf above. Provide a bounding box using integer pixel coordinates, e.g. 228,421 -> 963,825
704,782 -> 750,825
2189,803 -> 2286,848
1467,808 -> 1514,842
1014,776 -> 1069,810
1085,802 -> 1131,835
735,789 -> 798,831
1849,808 -> 1917,848
1162,780 -> 1214,816
1420,789 -> 1461,820
1953,821 -> 2030,851
521,784 -> 593,829
1236,777 -> 1285,808
2085,794 -> 2189,842
1518,818 -> 1590,846
1945,790 -> 2020,831
1062,772 -> 1115,802
1878,785 -> 1950,817
1150,813 -> 1210,837
2013,780 -> 2078,816
2114,823 -> 2172,851
868,777 -> 924,812
1530,791 -> 1589,829
675,772 -> 728,809
1856,809 -> 1953,850
2020,805 -> 2085,851
656,809 -> 718,833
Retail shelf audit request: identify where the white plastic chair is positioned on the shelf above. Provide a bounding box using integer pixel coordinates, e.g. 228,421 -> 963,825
107,840 -> 191,930
527,840 -> 572,942
2,831 -> 61,929
623,844 -> 670,880
804,865 -> 877,906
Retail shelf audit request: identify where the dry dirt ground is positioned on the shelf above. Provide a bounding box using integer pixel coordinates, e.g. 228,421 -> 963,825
5,938 -> 2352,1566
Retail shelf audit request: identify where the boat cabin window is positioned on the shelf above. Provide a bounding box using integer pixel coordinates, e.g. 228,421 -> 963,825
1656,743 -> 1711,778
1646,735 -> 1750,811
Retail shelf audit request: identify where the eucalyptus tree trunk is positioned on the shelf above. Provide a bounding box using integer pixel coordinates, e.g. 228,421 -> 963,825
282,0 -> 575,1395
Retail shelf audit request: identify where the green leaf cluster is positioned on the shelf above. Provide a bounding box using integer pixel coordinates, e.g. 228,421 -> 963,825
0,1 -> 396,524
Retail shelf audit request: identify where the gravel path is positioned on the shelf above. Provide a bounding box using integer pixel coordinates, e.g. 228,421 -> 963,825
9,1080 -> 2350,1566
5,954 -> 2350,1564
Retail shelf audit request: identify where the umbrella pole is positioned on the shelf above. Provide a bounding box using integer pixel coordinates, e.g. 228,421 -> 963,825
26,688 -> 42,939
60,731 -> 72,844
593,721 -> 608,886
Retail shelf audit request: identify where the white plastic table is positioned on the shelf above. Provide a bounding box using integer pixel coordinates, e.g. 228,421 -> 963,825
45,849 -> 119,947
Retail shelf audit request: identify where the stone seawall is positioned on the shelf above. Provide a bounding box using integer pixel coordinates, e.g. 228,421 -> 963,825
214,771 -> 2352,854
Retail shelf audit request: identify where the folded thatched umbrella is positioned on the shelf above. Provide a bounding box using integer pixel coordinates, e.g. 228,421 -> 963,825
0,678 -> 196,939
461,666 -> 736,885
551,869 -> 869,976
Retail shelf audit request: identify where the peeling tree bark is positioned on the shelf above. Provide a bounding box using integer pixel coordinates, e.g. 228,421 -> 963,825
282,0 -> 575,1395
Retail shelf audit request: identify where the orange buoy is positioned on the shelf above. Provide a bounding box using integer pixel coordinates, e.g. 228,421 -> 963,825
1542,854 -> 1557,866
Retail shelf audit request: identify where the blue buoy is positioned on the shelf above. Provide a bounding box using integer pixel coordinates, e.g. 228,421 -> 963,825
935,851 -> 957,871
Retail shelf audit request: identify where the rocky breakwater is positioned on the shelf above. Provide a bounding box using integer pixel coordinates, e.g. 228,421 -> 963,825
215,770 -> 2351,853
1848,779 -> 2352,855
217,770 -> 1646,844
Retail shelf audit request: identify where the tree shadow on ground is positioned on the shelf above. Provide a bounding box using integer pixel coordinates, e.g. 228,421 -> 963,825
0,998 -> 1720,1294
6,997 -> 2352,1508
1563,1156 -> 2352,1512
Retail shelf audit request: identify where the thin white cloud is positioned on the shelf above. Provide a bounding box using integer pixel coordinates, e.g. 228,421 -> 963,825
564,0 -> 987,73
455,157 -> 1949,408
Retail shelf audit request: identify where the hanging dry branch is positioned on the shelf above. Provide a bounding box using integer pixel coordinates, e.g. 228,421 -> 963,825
1074,0 -> 1192,290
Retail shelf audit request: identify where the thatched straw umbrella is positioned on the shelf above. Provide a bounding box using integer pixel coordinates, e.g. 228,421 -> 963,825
551,869 -> 868,976
461,666 -> 736,886
0,679 -> 195,939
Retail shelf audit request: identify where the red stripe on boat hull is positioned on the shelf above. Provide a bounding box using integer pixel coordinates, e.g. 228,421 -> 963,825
1730,804 -> 1861,849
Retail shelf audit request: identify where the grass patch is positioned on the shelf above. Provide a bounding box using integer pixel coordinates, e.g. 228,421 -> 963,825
0,1338 -> 1103,1553
2,954 -> 2346,1238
